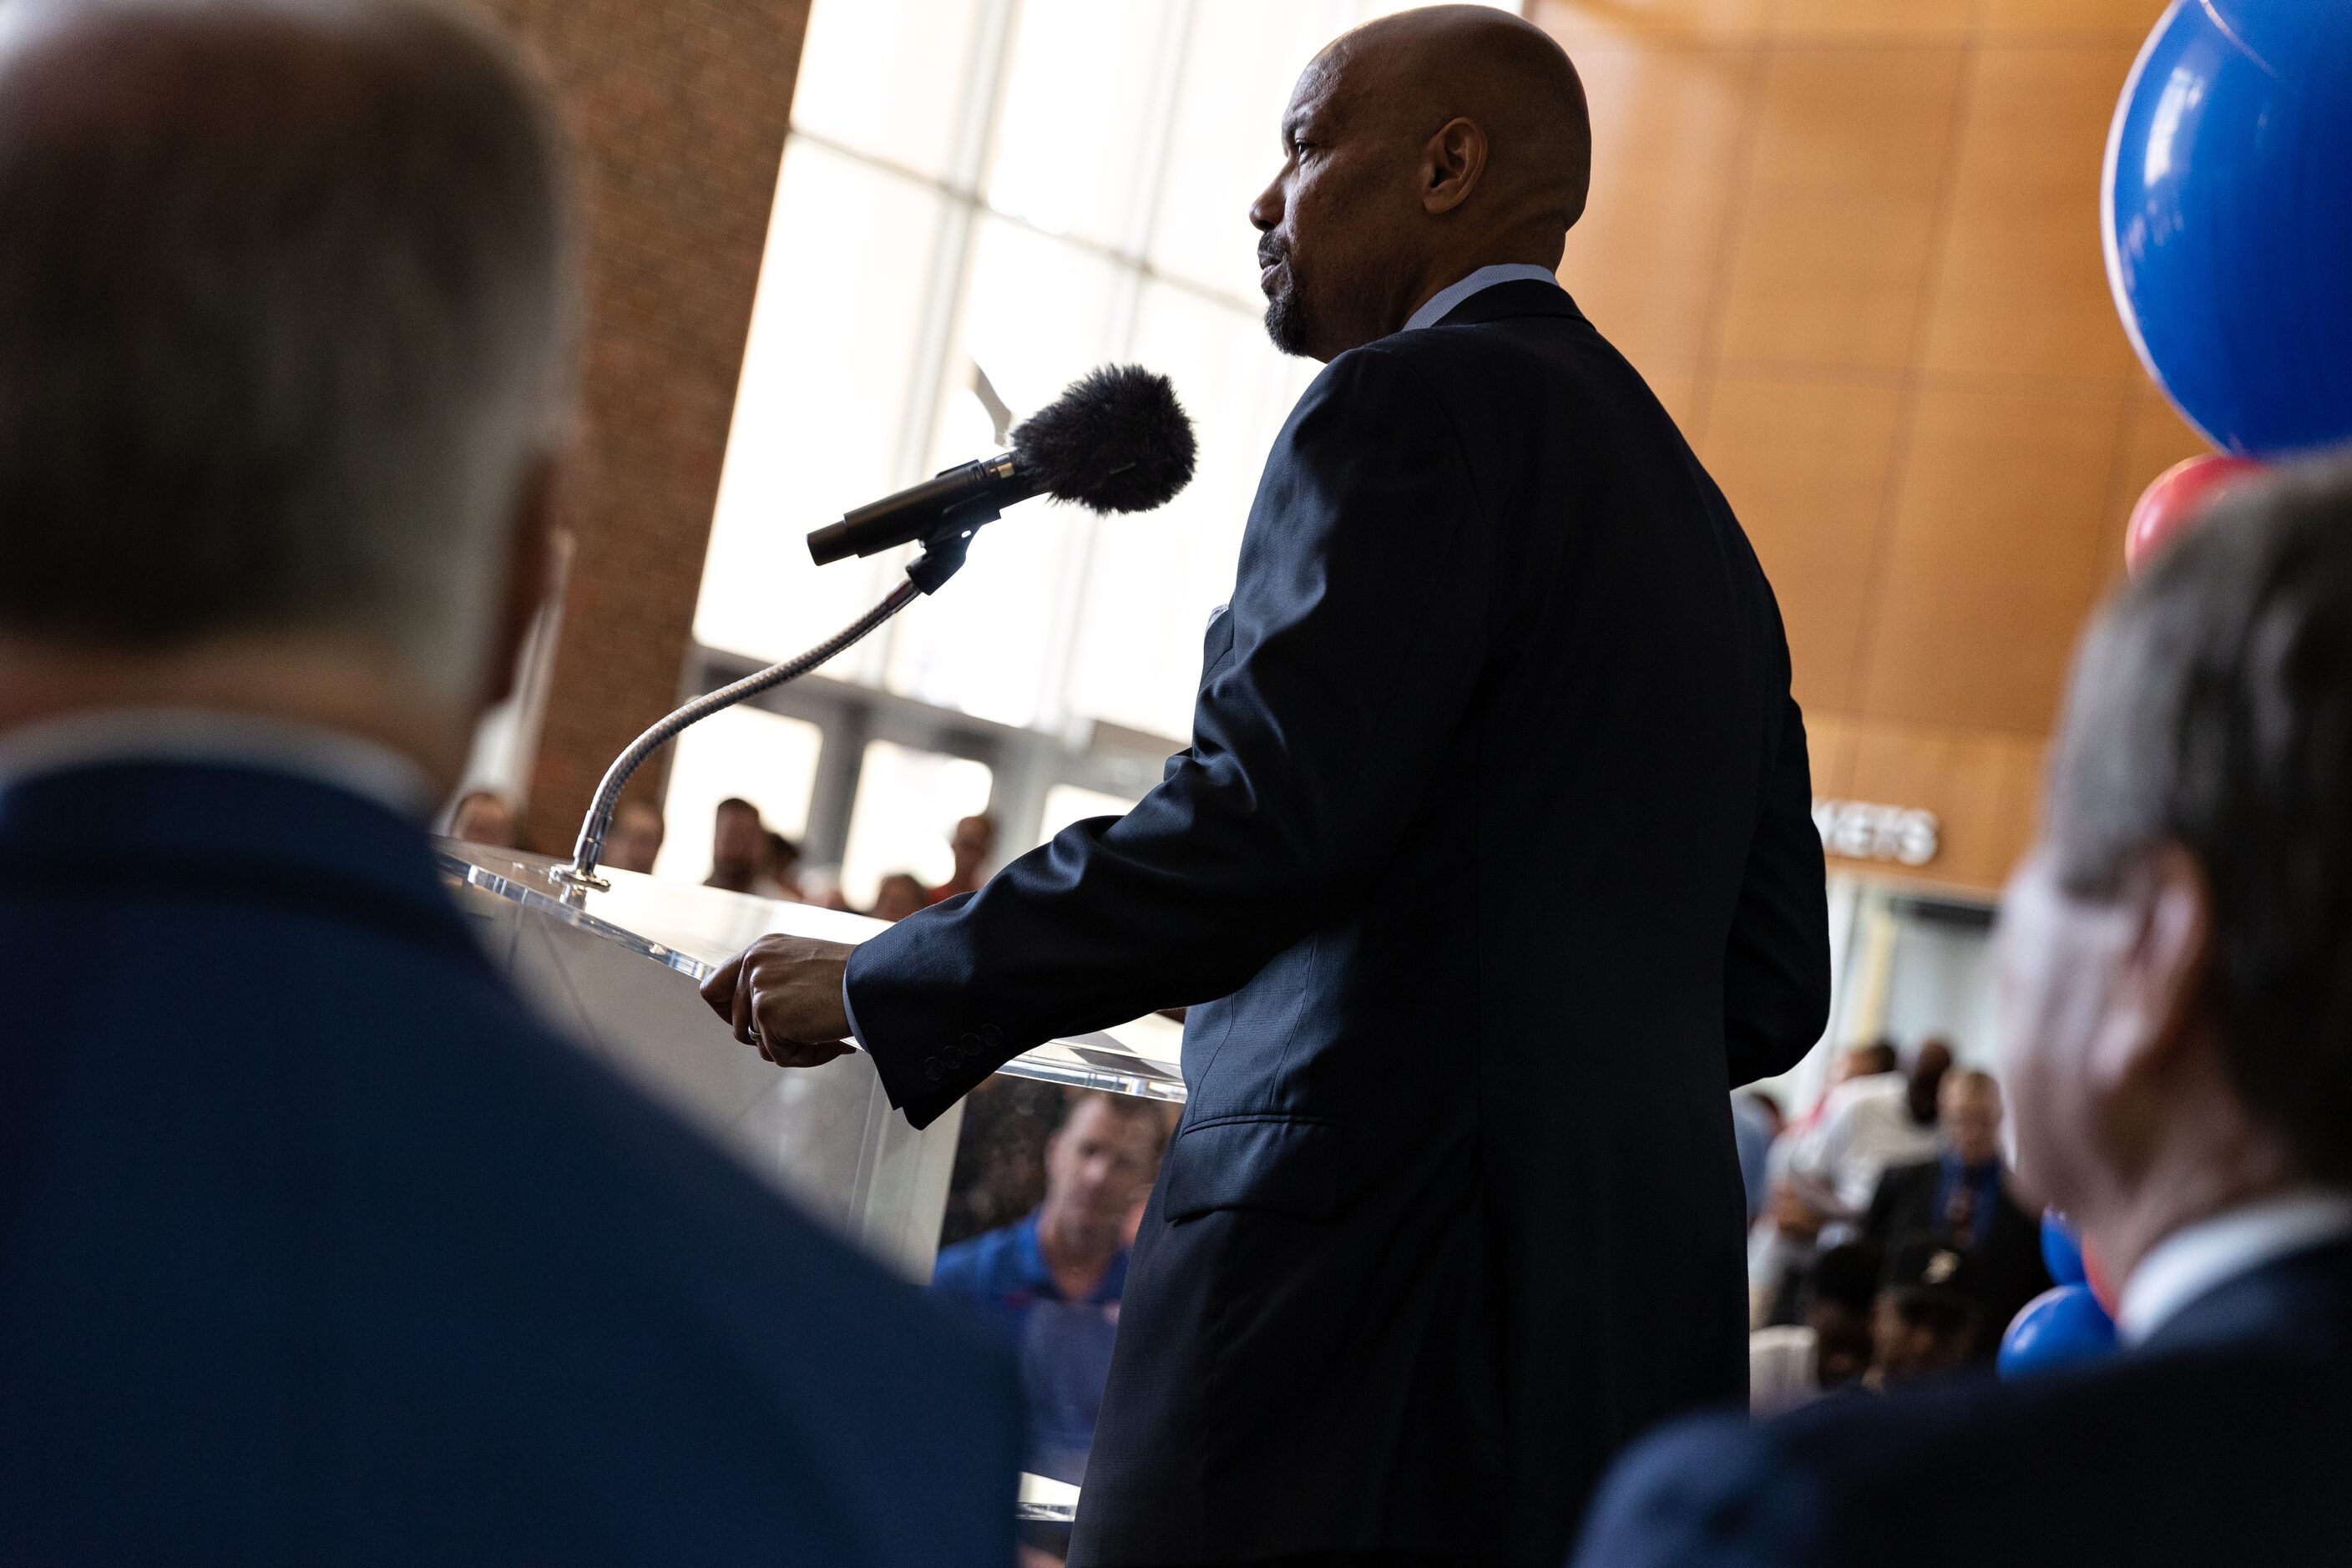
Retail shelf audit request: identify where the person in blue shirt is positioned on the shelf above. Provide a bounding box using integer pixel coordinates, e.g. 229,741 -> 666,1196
934,1090 -> 1171,1484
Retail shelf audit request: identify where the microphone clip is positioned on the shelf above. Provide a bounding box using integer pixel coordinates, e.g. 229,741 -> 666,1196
903,495 -> 997,594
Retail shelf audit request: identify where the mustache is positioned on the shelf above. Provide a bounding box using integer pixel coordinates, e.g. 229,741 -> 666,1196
1257,237 -> 1287,269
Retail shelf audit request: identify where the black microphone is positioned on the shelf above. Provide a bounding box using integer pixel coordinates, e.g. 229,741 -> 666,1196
807,364 -> 1196,566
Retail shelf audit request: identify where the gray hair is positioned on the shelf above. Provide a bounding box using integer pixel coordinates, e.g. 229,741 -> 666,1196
2049,453 -> 2352,1181
0,0 -> 575,706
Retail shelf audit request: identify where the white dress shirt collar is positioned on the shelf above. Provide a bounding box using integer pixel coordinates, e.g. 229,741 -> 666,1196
2117,1186 -> 2352,1346
1403,263 -> 1564,333
0,707 -> 439,822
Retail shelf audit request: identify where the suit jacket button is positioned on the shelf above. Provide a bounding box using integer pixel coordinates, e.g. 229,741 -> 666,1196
977,1024 -> 1002,1048
923,1058 -> 943,1082
959,1032 -> 984,1055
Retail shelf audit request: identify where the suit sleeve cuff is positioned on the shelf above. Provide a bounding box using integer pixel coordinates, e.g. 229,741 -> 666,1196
842,939 -> 961,1127
841,969 -> 869,1051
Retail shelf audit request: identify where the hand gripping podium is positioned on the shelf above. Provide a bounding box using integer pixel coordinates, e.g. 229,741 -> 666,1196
435,838 -> 1185,1285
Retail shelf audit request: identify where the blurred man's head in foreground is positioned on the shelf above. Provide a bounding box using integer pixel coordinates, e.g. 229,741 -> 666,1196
1999,458 -> 2352,1280
0,0 -> 574,784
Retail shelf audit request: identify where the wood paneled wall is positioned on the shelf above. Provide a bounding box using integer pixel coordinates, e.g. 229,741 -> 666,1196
1530,0 -> 2199,894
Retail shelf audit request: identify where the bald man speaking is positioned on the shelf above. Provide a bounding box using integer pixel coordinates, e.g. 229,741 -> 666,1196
708,8 -> 1828,1564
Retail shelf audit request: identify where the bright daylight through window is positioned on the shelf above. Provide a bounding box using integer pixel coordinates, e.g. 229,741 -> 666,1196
677,0 -> 1506,893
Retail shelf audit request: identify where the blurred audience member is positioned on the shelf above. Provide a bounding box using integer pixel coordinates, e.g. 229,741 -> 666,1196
1865,1070 -> 2051,1357
873,872 -> 929,923
1754,1043 -> 1902,1324
1750,1178 -> 1832,1328
448,787 -> 518,847
926,812 -> 996,905
1576,463 -> 2352,1568
1732,1090 -> 1783,1223
1904,1036 -> 1955,1128
933,1092 -> 1172,1487
602,798 -> 665,875
1783,1040 -> 1885,1140
1785,1037 -> 1939,1226
1866,1235 -> 1982,1389
1749,1242 -> 1879,1419
0,1 -> 1017,1559
765,828 -> 803,900
705,797 -> 784,897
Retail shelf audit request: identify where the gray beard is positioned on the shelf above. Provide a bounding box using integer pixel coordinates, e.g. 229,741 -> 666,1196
1263,284 -> 1314,357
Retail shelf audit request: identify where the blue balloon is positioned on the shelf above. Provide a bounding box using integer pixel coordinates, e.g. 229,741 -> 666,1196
2000,1284 -> 2118,1379
2103,0 -> 2352,457
2041,1210 -> 2087,1287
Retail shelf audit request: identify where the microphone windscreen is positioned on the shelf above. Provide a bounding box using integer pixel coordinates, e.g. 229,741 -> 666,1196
1010,365 -> 1197,513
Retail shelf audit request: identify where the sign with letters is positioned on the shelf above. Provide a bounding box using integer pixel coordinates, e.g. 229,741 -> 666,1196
1812,798 -> 1940,867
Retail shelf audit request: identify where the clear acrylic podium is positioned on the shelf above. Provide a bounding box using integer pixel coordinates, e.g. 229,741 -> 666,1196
435,838 -> 1185,1283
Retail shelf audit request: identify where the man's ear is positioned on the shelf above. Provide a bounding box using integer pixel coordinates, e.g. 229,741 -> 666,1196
2111,842 -> 2218,1085
1422,115 -> 1488,215
479,452 -> 560,713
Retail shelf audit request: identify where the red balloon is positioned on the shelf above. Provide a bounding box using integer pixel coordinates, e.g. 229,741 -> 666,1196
2124,454 -> 2265,574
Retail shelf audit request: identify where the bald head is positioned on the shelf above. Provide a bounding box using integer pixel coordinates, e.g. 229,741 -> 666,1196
1250,5 -> 1589,360
1327,6 -> 1590,235
0,0 -> 573,719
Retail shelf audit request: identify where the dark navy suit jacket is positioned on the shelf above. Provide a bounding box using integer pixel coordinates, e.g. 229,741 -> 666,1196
1572,1237 -> 2352,1567
0,756 -> 1019,1565
847,279 -> 1832,1565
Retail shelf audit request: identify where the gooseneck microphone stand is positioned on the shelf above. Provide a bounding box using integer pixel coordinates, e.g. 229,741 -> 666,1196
547,519 -> 979,904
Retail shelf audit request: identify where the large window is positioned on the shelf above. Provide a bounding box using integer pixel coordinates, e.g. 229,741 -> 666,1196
670,0 -> 1504,893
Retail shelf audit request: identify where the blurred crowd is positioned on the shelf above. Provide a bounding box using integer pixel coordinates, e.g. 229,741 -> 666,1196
445,785 -> 999,925
1739,1037 -> 2050,1414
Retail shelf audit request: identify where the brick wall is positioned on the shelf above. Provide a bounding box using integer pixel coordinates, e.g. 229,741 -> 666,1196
478,0 -> 810,852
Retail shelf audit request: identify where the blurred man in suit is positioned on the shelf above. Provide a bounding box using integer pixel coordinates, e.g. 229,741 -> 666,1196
706,8 -> 1828,1563
0,2 -> 1016,1560
1574,461 -> 2352,1568
1863,1070 -> 2051,1356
